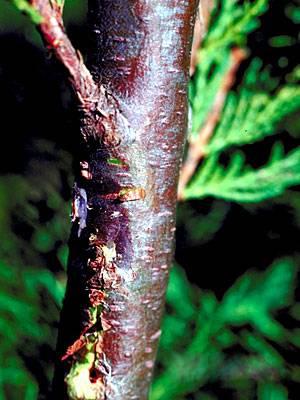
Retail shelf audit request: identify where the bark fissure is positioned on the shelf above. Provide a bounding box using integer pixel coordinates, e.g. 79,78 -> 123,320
29,0 -> 199,398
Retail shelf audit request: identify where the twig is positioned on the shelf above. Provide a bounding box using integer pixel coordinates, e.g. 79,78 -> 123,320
178,47 -> 246,200
190,0 -> 214,76
30,0 -> 98,103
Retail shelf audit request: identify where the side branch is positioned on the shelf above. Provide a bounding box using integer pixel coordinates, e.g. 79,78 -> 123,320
178,47 -> 246,200
190,0 -> 214,76
30,0 -> 97,102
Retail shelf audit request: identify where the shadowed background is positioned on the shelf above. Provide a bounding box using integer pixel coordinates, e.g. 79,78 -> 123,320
0,1 -> 299,399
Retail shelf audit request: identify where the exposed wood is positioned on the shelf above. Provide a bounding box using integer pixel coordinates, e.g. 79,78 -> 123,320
37,0 -> 200,398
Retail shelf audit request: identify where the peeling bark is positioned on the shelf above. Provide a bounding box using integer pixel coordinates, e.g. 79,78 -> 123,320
42,0 -> 199,399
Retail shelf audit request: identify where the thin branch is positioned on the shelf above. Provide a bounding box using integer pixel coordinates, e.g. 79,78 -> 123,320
178,47 -> 246,200
190,0 -> 214,76
30,0 -> 98,103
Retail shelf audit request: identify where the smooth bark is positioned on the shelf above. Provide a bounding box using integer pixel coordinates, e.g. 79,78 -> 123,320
40,1 -> 199,398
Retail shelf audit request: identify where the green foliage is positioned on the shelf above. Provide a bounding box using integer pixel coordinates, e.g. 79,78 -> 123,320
151,261 -> 298,399
176,200 -> 230,245
204,60 -> 300,155
9,0 -> 42,24
0,0 -> 85,43
258,383 -> 288,400
285,2 -> 300,24
203,0 -> 268,56
0,140 -> 71,399
187,0 -> 300,204
190,0 -> 269,137
184,145 -> 300,202
190,47 -> 231,138
0,261 -> 62,399
0,0 -> 299,399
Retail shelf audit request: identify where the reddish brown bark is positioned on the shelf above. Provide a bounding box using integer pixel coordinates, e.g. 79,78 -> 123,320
190,0 -> 214,76
28,0 -> 198,398
31,0 -> 97,102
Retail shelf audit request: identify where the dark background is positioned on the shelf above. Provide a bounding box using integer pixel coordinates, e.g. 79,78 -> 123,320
0,1 -> 299,399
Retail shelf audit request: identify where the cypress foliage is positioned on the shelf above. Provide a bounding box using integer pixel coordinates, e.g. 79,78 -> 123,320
0,0 -> 299,398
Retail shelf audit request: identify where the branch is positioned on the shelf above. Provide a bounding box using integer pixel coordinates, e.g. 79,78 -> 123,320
29,0 -> 98,103
178,47 -> 246,200
14,0 -> 199,397
190,0 -> 214,76
51,1 -> 199,398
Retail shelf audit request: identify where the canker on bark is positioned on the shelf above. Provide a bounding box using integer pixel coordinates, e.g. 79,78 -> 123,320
50,1 -> 199,399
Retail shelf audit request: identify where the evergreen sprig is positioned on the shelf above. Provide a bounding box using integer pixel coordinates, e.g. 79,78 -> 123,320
10,0 -> 42,24
184,145 -> 300,202
190,0 -> 269,138
205,61 -> 300,155
151,260 -> 297,400
186,0 -> 300,204
203,0 -> 269,54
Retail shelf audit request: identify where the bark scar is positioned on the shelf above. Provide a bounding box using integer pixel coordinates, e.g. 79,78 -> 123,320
97,187 -> 146,202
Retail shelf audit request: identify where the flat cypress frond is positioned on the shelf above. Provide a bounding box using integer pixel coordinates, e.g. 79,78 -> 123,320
205,64 -> 300,155
184,146 -> 300,203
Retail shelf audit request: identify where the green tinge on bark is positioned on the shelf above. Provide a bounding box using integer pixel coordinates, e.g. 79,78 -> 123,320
65,338 -> 104,400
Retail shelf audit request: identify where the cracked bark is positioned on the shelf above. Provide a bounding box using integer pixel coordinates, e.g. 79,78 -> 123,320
32,0 -> 200,399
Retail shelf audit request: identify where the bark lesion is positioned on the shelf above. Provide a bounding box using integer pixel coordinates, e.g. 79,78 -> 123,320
60,299 -> 105,399
61,195 -> 139,398
64,332 -> 105,400
79,87 -> 122,147
61,236 -> 116,399
22,0 -> 200,398
30,0 -> 129,151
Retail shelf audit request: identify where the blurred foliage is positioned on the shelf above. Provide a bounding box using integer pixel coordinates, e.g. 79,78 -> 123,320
150,260 -> 297,400
184,144 -> 300,202
0,140 -> 71,399
9,0 -> 42,24
191,59 -> 300,155
1,0 -> 86,46
0,0 -> 299,399
187,0 -> 300,203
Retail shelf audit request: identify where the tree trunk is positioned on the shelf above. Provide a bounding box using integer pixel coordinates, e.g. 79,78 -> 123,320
40,0 -> 198,398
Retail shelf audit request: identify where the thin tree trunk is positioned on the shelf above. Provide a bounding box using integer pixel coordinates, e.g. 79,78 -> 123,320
26,0 -> 198,398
